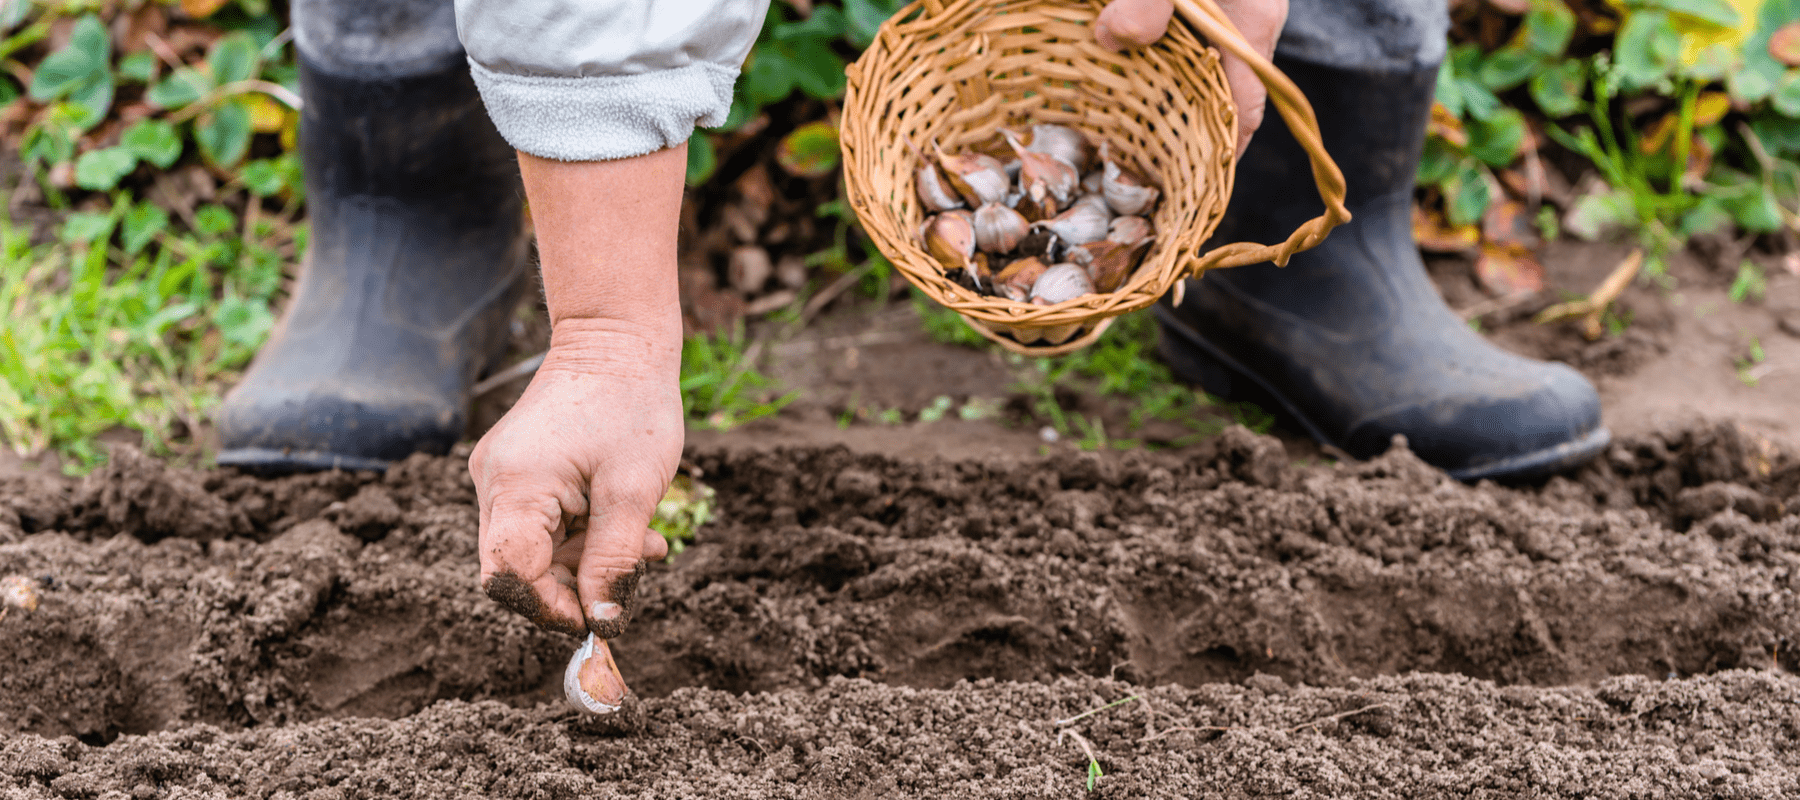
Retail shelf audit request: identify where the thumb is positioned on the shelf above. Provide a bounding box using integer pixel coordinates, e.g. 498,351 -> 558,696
1095,0 -> 1174,51
577,489 -> 663,639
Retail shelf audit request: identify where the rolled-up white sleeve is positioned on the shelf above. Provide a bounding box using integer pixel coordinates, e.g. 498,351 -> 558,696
454,0 -> 771,161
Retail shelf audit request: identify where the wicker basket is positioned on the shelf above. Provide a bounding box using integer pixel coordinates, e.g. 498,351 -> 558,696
843,0 -> 1350,356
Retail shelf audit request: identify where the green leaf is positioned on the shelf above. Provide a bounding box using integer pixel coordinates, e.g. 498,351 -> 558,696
62,75 -> 113,129
122,203 -> 170,255
1446,159 -> 1492,226
1750,112 -> 1800,157
1435,57 -> 1464,119
786,39 -> 848,99
743,48 -> 798,106
773,5 -> 847,41
1522,0 -> 1576,57
1613,10 -> 1681,90
1644,0 -> 1739,27
845,0 -> 904,48
1722,183 -> 1784,232
1564,189 -> 1637,240
194,204 -> 237,237
121,119 -> 183,169
685,130 -> 717,186
60,211 -> 115,246
1478,46 -> 1539,91
1529,59 -> 1586,117
28,14 -> 107,101
1417,137 -> 1460,184
239,158 -> 288,196
775,120 -> 841,177
21,121 -> 74,165
1444,45 -> 1501,120
73,148 -> 138,191
207,32 -> 261,86
147,67 -> 213,109
195,99 -> 253,168
212,295 -> 274,348
1678,197 -> 1733,237
1467,108 -> 1527,167
117,51 -> 158,83
1773,69 -> 1800,118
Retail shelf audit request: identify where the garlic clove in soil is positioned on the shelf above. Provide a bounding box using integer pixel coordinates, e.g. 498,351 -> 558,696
933,141 -> 1010,207
974,202 -> 1030,254
2,575 -> 39,612
919,210 -> 976,272
565,633 -> 630,714
1034,201 -> 1111,246
1030,262 -> 1095,305
1099,142 -> 1161,216
996,256 -> 1050,302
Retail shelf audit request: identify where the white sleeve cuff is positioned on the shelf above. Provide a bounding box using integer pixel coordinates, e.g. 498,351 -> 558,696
467,58 -> 739,162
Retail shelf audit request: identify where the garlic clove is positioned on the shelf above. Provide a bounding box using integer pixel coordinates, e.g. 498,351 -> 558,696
934,141 -> 1010,207
1076,239 -> 1152,293
1107,215 -> 1154,246
565,633 -> 629,714
1027,123 -> 1090,172
920,210 -> 976,272
1030,262 -> 1095,305
1004,130 -> 1078,207
1099,142 -> 1161,216
1082,169 -> 1104,194
974,202 -> 1030,254
996,256 -> 1049,302
1074,193 -> 1112,216
915,162 -> 964,211
1034,202 -> 1110,246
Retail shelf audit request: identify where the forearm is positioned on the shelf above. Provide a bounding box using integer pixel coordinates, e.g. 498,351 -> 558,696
517,147 -> 687,354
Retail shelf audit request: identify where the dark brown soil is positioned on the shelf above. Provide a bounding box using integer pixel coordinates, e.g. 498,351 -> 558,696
4,419 -> 1799,796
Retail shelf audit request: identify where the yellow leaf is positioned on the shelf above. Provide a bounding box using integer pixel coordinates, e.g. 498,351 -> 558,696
245,93 -> 286,133
1693,91 -> 1731,126
181,0 -> 231,19
280,112 -> 299,151
1676,0 -> 1759,71
1640,112 -> 1676,155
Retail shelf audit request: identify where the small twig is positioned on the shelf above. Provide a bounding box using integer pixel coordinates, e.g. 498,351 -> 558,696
1056,694 -> 1141,726
794,259 -> 876,330
1456,289 -> 1540,322
1281,703 -> 1391,734
472,353 -> 546,398
164,80 -> 304,124
1534,248 -> 1643,340
1138,703 -> 1392,742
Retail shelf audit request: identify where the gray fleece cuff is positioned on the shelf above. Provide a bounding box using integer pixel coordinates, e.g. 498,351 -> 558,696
467,58 -> 738,162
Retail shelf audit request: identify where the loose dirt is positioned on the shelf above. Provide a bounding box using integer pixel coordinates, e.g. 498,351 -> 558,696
4,417 -> 1798,796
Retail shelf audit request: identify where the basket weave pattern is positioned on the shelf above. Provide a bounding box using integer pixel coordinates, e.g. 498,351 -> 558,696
844,0 -> 1350,355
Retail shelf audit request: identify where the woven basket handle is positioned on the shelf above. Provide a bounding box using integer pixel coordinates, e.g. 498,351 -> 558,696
1172,0 -> 1350,271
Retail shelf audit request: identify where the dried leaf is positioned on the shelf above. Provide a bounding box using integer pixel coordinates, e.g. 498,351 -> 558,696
1770,22 -> 1800,66
1429,102 -> 1468,148
1482,199 -> 1538,248
1475,242 -> 1546,297
1412,204 -> 1480,253
181,0 -> 231,19
245,93 -> 286,133
776,120 -> 840,178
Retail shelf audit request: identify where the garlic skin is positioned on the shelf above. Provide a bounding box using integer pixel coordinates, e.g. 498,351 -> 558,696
996,256 -> 1050,302
1035,202 -> 1111,246
1012,123 -> 1089,172
934,142 -> 1010,207
1099,142 -> 1160,216
1082,169 -> 1104,194
1108,215 -> 1154,246
1030,262 -> 1095,305
565,634 -> 629,714
1073,239 -> 1152,292
915,162 -> 964,211
920,210 -> 976,272
974,202 -> 1029,254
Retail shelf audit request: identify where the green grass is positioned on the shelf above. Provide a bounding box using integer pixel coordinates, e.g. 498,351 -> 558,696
679,323 -> 798,429
0,194 -> 292,472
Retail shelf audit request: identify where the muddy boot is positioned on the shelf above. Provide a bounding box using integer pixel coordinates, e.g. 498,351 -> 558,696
216,0 -> 530,472
1155,57 -> 1609,482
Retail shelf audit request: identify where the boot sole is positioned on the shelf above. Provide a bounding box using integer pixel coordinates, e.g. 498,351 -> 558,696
217,447 -> 397,474
1154,305 -> 1611,483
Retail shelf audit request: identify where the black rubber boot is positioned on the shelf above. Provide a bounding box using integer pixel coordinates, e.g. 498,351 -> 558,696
1156,58 -> 1609,482
216,4 -> 529,472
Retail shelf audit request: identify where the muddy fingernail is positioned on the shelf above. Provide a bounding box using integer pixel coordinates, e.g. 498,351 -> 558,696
591,601 -> 623,621
564,634 -> 628,714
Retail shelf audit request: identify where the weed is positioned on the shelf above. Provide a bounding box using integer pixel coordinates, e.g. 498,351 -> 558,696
650,474 -> 715,558
911,291 -> 989,347
1736,336 -> 1766,387
680,324 -> 798,429
916,394 -> 953,423
1729,260 -> 1767,303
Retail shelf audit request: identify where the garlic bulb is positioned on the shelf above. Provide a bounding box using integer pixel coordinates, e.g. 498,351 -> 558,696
1030,262 -> 1095,305
974,202 -> 1030,254
1035,201 -> 1111,246
1099,142 -> 1160,216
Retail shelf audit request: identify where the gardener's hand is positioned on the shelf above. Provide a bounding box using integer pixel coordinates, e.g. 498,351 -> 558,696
469,322 -> 681,639
469,147 -> 687,643
1095,0 -> 1289,157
